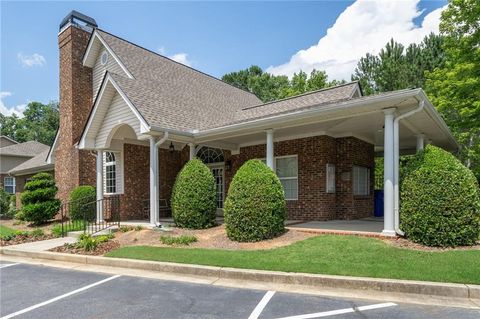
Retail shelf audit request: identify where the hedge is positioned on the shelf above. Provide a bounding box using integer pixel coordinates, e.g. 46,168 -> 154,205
69,185 -> 96,221
21,172 -> 60,225
171,159 -> 217,229
224,159 -> 286,242
400,145 -> 480,247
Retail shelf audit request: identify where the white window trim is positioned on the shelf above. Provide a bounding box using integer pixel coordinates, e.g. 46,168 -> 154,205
4,177 -> 15,194
261,154 -> 298,201
103,151 -> 124,195
100,50 -> 108,66
353,165 -> 370,196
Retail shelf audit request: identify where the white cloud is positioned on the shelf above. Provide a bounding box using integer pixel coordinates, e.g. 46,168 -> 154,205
17,52 -> 46,67
157,47 -> 192,66
0,92 -> 27,117
267,0 -> 446,81
168,53 -> 192,67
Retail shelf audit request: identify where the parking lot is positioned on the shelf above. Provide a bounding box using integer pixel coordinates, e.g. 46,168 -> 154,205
1,260 -> 479,319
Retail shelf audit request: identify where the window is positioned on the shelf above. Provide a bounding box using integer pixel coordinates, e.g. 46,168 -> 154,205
326,164 -> 335,193
197,147 -> 224,164
4,177 -> 15,194
353,166 -> 370,196
100,51 -> 108,65
276,156 -> 298,200
104,152 -> 116,194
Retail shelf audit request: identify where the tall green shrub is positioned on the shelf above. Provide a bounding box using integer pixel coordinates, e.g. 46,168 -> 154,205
0,189 -> 10,217
171,159 -> 216,229
21,172 -> 61,224
401,145 -> 480,247
69,186 -> 96,221
224,159 -> 286,242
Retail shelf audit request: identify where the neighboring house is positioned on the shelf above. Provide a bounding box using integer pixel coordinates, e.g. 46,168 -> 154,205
47,11 -> 457,236
0,135 -> 18,148
9,149 -> 54,207
0,139 -> 51,198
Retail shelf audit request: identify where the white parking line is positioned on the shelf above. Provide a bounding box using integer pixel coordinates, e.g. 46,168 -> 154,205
249,290 -> 276,319
274,302 -> 397,319
0,263 -> 19,269
0,275 -> 121,319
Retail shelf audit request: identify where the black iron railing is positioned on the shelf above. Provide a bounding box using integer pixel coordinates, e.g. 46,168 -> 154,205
59,195 -> 120,237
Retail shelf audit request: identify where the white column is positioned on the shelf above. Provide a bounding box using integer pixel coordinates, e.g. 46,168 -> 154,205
266,129 -> 274,170
189,143 -> 196,160
416,134 -> 425,152
383,108 -> 396,236
149,137 -> 158,225
96,150 -> 104,222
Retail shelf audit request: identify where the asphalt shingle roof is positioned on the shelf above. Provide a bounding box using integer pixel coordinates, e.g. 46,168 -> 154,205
9,149 -> 53,175
96,30 -> 361,132
0,141 -> 50,157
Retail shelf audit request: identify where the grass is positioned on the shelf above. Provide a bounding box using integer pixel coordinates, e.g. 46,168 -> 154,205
0,225 -> 16,238
106,235 -> 480,284
51,220 -> 86,237
159,235 -> 197,246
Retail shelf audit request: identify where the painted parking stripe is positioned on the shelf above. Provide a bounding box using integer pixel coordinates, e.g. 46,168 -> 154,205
248,290 -> 276,319
0,263 -> 19,269
274,302 -> 397,319
0,275 -> 121,319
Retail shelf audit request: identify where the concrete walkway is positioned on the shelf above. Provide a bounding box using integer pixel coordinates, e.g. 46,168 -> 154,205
288,217 -> 384,233
3,237 -> 76,252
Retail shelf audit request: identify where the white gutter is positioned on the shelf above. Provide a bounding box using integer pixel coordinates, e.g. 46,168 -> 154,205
393,100 -> 424,236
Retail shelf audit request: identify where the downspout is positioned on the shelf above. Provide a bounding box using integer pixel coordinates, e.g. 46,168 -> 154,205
154,132 -> 169,227
393,100 -> 424,236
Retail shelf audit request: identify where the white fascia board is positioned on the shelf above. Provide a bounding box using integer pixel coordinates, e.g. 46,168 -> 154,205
46,130 -> 60,164
79,74 -> 150,150
82,30 -> 134,79
195,89 -> 422,140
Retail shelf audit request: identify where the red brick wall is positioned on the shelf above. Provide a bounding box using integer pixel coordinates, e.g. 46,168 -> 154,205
226,135 -> 374,221
55,25 -> 96,203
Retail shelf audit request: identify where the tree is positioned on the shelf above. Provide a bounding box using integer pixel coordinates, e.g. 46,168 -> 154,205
425,0 -> 480,179
352,34 -> 445,95
21,172 -> 61,225
0,101 -> 59,145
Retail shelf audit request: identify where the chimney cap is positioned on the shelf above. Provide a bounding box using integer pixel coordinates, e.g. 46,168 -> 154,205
59,10 -> 98,32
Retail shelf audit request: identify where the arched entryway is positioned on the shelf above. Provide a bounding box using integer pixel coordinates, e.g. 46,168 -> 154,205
197,147 -> 225,215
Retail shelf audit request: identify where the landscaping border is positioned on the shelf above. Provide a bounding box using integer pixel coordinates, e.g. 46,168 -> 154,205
1,247 -> 478,300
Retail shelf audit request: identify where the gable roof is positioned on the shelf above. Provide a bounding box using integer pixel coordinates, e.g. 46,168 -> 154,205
0,141 -> 50,157
0,135 -> 18,147
9,149 -> 53,176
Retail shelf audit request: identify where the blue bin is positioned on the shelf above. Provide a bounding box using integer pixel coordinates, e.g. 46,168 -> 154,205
374,190 -> 384,217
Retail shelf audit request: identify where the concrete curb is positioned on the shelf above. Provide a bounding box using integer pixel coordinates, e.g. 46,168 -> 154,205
1,247 -> 478,300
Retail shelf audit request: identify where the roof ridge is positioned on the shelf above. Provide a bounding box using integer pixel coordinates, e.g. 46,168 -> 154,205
241,81 -> 359,111
95,28 -> 262,102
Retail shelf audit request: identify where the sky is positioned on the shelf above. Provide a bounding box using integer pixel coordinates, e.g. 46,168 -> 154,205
1,0 -> 447,117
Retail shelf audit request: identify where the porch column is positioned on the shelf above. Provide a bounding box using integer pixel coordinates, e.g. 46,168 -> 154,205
266,129 -> 274,170
189,143 -> 196,160
96,150 -> 104,222
383,108 -> 396,236
149,137 -> 158,225
416,134 -> 425,152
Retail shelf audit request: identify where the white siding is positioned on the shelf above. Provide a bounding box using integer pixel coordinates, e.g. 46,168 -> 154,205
92,49 -> 126,100
95,92 -> 141,148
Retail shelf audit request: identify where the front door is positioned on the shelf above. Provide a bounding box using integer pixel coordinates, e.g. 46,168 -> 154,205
209,165 -> 224,216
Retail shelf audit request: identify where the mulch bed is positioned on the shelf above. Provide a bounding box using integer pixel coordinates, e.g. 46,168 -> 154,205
0,234 -> 56,247
383,236 -> 480,251
49,240 -> 120,256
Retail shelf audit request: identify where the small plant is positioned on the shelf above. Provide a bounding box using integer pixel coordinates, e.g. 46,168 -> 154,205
69,186 -> 96,221
1,230 -> 32,241
171,159 -> 217,229
12,220 -> 25,225
119,225 -> 133,232
134,225 -> 144,231
159,235 -> 197,246
77,234 -> 97,251
31,229 -> 44,237
21,172 -> 60,225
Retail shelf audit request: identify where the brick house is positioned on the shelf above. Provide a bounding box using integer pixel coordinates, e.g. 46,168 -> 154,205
47,11 -> 458,236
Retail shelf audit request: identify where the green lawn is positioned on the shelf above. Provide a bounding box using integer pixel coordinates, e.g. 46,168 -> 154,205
0,225 -> 16,237
106,235 -> 480,284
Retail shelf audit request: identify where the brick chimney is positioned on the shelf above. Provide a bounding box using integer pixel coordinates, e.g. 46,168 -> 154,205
55,11 -> 97,202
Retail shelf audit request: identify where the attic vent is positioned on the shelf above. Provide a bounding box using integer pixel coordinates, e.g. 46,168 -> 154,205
59,10 -> 98,33
101,51 -> 108,65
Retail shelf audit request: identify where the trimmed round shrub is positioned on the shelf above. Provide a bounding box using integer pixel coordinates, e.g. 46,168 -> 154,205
21,172 -> 61,225
400,145 -> 480,247
171,158 -> 216,229
69,186 -> 96,221
224,159 -> 286,242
